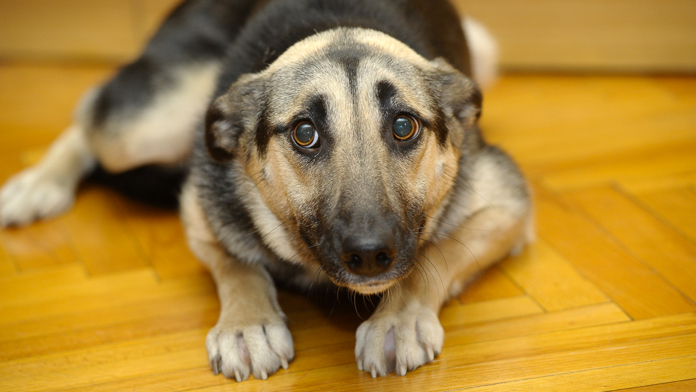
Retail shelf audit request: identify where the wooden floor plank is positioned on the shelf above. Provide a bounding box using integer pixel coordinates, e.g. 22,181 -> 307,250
632,187 -> 696,243
499,240 -> 608,311
568,185 -> 696,302
463,355 -> 696,392
0,310 -> 216,363
440,295 -> 544,327
0,263 -> 86,303
539,143 -> 696,192
60,186 -> 150,275
0,289 -> 215,345
112,196 -> 208,280
0,267 -> 157,309
443,312 -> 696,370
481,76 -> 696,171
457,266 -> 524,304
534,184 -> 696,319
0,347 -> 207,392
613,379 -> 696,391
619,172 -> 696,193
445,302 -> 630,347
0,219 -> 76,271
0,241 -> 17,276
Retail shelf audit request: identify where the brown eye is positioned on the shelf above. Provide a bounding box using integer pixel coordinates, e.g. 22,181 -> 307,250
392,115 -> 420,141
293,121 -> 319,148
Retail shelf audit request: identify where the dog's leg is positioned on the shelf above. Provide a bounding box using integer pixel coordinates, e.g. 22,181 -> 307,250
0,60 -> 220,227
0,91 -> 98,227
355,205 -> 533,377
87,63 -> 220,173
0,0 -> 254,227
181,183 -> 294,381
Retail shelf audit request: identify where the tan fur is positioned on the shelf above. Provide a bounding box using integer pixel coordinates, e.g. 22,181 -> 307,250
181,180 -> 294,381
91,63 -> 220,172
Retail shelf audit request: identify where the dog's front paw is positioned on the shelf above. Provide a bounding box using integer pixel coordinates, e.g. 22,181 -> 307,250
206,320 -> 294,382
0,168 -> 76,227
355,301 -> 444,377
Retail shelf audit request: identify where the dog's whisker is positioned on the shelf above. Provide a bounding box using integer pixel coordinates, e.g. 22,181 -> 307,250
414,229 -> 480,268
353,289 -> 366,320
327,286 -> 341,320
418,252 -> 445,299
308,262 -> 326,295
411,259 -> 429,292
282,242 -> 319,265
258,217 -> 293,242
418,237 -> 449,272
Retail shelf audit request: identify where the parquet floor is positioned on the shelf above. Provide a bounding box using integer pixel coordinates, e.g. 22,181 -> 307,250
0,64 -> 695,391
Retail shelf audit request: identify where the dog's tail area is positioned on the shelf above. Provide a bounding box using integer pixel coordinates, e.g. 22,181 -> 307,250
463,16 -> 499,90
87,164 -> 187,209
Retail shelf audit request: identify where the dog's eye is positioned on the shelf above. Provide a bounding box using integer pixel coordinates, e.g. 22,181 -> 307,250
392,115 -> 420,141
292,121 -> 319,148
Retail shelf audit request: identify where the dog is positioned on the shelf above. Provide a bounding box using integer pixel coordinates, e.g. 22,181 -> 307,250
0,0 -> 533,381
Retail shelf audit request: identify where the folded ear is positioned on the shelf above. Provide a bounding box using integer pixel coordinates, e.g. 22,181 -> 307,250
428,58 -> 482,143
205,74 -> 264,162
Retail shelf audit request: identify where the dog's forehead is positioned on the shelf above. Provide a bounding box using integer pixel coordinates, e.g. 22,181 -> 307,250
267,27 -> 433,73
264,28 -> 438,124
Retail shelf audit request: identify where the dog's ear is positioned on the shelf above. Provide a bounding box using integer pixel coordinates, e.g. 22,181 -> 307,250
205,74 -> 264,162
428,58 -> 482,144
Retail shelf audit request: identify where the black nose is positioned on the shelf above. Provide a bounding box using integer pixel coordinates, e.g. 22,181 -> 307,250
341,234 -> 396,277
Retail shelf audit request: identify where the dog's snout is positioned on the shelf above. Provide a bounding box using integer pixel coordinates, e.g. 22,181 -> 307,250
341,234 -> 396,277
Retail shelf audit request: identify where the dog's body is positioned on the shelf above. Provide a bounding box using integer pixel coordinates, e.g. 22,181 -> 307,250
0,0 -> 532,381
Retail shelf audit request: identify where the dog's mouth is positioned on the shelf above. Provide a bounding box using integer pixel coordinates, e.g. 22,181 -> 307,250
344,279 -> 397,295
320,256 -> 414,295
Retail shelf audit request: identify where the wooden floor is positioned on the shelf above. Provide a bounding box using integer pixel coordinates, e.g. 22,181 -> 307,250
0,63 -> 695,391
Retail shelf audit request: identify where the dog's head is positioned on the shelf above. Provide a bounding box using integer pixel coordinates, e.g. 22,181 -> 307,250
206,28 -> 481,294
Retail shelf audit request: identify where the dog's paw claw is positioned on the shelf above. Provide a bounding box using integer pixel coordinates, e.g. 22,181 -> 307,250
425,345 -> 435,362
206,321 -> 294,381
210,357 -> 221,376
355,303 -> 443,377
398,363 -> 407,376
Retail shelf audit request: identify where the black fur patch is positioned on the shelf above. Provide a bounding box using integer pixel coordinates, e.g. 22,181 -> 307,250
325,46 -> 370,98
213,0 -> 471,99
91,0 -> 262,129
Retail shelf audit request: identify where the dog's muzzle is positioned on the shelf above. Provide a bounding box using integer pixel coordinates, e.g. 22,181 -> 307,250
341,231 -> 396,277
